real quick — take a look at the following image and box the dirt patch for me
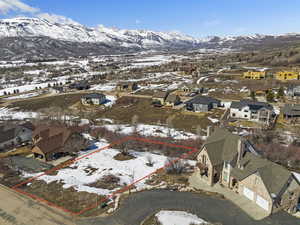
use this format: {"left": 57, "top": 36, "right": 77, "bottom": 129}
{"left": 113, "top": 152, "right": 136, "bottom": 161}
{"left": 88, "top": 174, "right": 121, "bottom": 190}
{"left": 21, "top": 180, "right": 106, "bottom": 214}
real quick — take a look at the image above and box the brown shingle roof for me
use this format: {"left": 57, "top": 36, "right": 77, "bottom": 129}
{"left": 33, "top": 126, "right": 73, "bottom": 154}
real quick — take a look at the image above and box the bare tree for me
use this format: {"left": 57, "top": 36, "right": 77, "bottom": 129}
{"left": 164, "top": 157, "right": 185, "bottom": 174}
{"left": 146, "top": 154, "right": 154, "bottom": 167}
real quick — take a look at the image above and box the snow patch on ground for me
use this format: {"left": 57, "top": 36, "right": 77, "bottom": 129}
{"left": 104, "top": 95, "right": 116, "bottom": 107}
{"left": 208, "top": 117, "right": 219, "bottom": 123}
{"left": 0, "top": 107, "right": 38, "bottom": 120}
{"left": 103, "top": 124, "right": 197, "bottom": 140}
{"left": 156, "top": 210, "right": 206, "bottom": 225}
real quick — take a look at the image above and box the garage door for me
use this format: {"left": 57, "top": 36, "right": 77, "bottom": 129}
{"left": 256, "top": 195, "right": 269, "bottom": 211}
{"left": 243, "top": 187, "right": 254, "bottom": 200}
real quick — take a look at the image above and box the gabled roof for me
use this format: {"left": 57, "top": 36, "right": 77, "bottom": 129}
{"left": 186, "top": 95, "right": 220, "bottom": 106}
{"left": 153, "top": 91, "right": 168, "bottom": 99}
{"left": 282, "top": 104, "right": 300, "bottom": 116}
{"left": 33, "top": 126, "right": 75, "bottom": 154}
{"left": 231, "top": 152, "right": 293, "bottom": 197}
{"left": 231, "top": 99, "right": 273, "bottom": 111}
{"left": 82, "top": 93, "right": 105, "bottom": 99}
{"left": 202, "top": 128, "right": 240, "bottom": 165}
{"left": 0, "top": 122, "right": 34, "bottom": 144}
{"left": 165, "top": 94, "right": 179, "bottom": 103}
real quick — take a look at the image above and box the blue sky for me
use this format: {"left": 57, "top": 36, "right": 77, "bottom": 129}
{"left": 1, "top": 0, "right": 300, "bottom": 37}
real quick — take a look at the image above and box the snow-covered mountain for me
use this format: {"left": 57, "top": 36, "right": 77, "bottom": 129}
{"left": 1, "top": 17, "right": 300, "bottom": 60}
{"left": 0, "top": 17, "right": 202, "bottom": 48}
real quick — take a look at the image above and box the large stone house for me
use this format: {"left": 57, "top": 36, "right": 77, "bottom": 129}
{"left": 185, "top": 95, "right": 221, "bottom": 112}
{"left": 0, "top": 122, "right": 34, "bottom": 150}
{"left": 165, "top": 94, "right": 181, "bottom": 107}
{"left": 195, "top": 128, "right": 300, "bottom": 215}
{"left": 31, "top": 125, "right": 88, "bottom": 162}
{"left": 81, "top": 93, "right": 106, "bottom": 106}
{"left": 152, "top": 91, "right": 169, "bottom": 106}
{"left": 230, "top": 100, "right": 275, "bottom": 124}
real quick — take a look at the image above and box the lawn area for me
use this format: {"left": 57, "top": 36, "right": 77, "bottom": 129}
{"left": 9, "top": 93, "right": 84, "bottom": 111}
{"left": 99, "top": 97, "right": 214, "bottom": 133}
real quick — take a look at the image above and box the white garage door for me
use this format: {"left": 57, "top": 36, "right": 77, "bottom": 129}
{"left": 243, "top": 187, "right": 254, "bottom": 200}
{"left": 256, "top": 195, "right": 269, "bottom": 211}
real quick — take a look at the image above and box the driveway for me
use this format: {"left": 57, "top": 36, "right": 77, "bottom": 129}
{"left": 77, "top": 190, "right": 300, "bottom": 225}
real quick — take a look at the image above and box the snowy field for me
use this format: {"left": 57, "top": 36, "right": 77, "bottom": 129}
{"left": 156, "top": 210, "right": 206, "bottom": 225}
{"left": 24, "top": 139, "right": 196, "bottom": 197}
{"left": 103, "top": 124, "right": 197, "bottom": 140}
{"left": 0, "top": 107, "right": 38, "bottom": 120}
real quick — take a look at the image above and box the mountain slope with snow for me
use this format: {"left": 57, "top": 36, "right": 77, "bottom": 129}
{"left": 1, "top": 17, "right": 300, "bottom": 60}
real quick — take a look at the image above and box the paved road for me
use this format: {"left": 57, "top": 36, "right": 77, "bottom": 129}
{"left": 77, "top": 190, "right": 300, "bottom": 225}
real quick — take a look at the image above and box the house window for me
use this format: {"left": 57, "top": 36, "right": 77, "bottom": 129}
{"left": 244, "top": 115, "right": 248, "bottom": 118}
{"left": 232, "top": 113, "right": 236, "bottom": 117}
{"left": 223, "top": 171, "right": 229, "bottom": 182}
{"left": 202, "top": 155, "right": 207, "bottom": 165}
{"left": 244, "top": 110, "right": 249, "bottom": 112}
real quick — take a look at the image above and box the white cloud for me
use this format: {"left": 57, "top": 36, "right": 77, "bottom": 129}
{"left": 135, "top": 19, "right": 141, "bottom": 25}
{"left": 37, "top": 13, "right": 80, "bottom": 25}
{"left": 203, "top": 19, "right": 221, "bottom": 27}
{"left": 0, "top": 0, "right": 39, "bottom": 14}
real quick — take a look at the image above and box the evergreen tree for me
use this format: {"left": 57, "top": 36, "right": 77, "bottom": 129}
{"left": 250, "top": 91, "right": 256, "bottom": 101}
{"left": 277, "top": 86, "right": 284, "bottom": 99}
{"left": 266, "top": 90, "right": 275, "bottom": 102}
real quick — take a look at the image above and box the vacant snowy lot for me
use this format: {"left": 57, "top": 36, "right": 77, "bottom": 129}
{"left": 24, "top": 139, "right": 195, "bottom": 198}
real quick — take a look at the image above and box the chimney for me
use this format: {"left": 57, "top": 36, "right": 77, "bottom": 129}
{"left": 207, "top": 126, "right": 213, "bottom": 137}
{"left": 237, "top": 138, "right": 244, "bottom": 169}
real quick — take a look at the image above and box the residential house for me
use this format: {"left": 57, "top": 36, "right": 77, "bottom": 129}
{"left": 152, "top": 91, "right": 169, "bottom": 106}
{"left": 276, "top": 71, "right": 299, "bottom": 81}
{"left": 81, "top": 93, "right": 106, "bottom": 106}
{"left": 230, "top": 100, "right": 275, "bottom": 123}
{"left": 282, "top": 104, "right": 300, "bottom": 122}
{"left": 116, "top": 82, "right": 139, "bottom": 92}
{"left": 31, "top": 125, "right": 88, "bottom": 162}
{"left": 49, "top": 86, "right": 66, "bottom": 94}
{"left": 0, "top": 122, "right": 34, "bottom": 150}
{"left": 195, "top": 128, "right": 300, "bottom": 215}
{"left": 185, "top": 95, "right": 221, "bottom": 112}
{"left": 243, "top": 71, "right": 266, "bottom": 80}
{"left": 69, "top": 81, "right": 90, "bottom": 90}
{"left": 165, "top": 94, "right": 181, "bottom": 107}
{"left": 287, "top": 85, "right": 300, "bottom": 97}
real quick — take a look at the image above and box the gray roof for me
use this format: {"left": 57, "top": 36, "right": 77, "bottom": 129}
{"left": 82, "top": 93, "right": 105, "bottom": 100}
{"left": 203, "top": 128, "right": 240, "bottom": 166}
{"left": 0, "top": 122, "right": 34, "bottom": 144}
{"left": 186, "top": 95, "right": 220, "bottom": 106}
{"left": 231, "top": 99, "right": 273, "bottom": 111}
{"left": 282, "top": 104, "right": 300, "bottom": 116}
{"left": 165, "top": 94, "right": 179, "bottom": 103}
{"left": 231, "top": 152, "right": 292, "bottom": 196}
{"left": 153, "top": 91, "right": 168, "bottom": 99}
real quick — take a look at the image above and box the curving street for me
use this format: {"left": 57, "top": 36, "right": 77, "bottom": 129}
{"left": 77, "top": 190, "right": 300, "bottom": 225}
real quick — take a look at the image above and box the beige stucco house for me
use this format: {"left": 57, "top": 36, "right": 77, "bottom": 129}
{"left": 195, "top": 128, "right": 300, "bottom": 215}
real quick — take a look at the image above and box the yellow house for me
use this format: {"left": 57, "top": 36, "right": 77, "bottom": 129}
{"left": 243, "top": 71, "right": 266, "bottom": 80}
{"left": 276, "top": 71, "right": 299, "bottom": 81}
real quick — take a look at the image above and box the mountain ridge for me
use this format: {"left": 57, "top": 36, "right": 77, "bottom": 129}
{"left": 1, "top": 17, "right": 300, "bottom": 60}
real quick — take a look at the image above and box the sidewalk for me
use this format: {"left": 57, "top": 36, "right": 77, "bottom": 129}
{"left": 189, "top": 172, "right": 270, "bottom": 220}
